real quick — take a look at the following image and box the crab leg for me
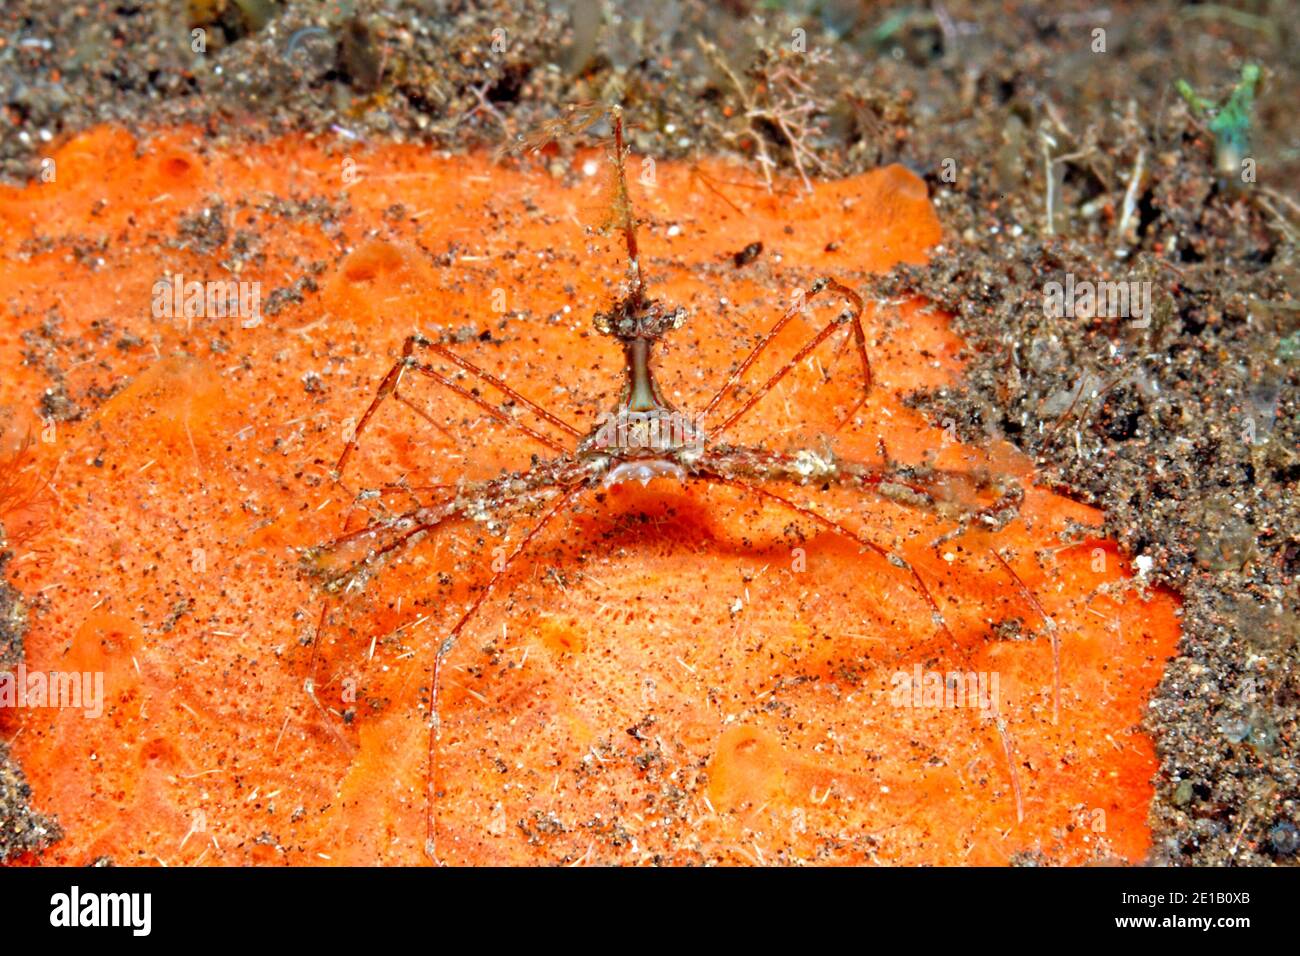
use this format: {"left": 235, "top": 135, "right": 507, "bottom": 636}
{"left": 702, "top": 278, "right": 868, "bottom": 437}
{"left": 424, "top": 480, "right": 590, "bottom": 862}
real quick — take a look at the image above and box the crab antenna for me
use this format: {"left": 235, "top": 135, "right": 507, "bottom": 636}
{"left": 609, "top": 107, "right": 645, "bottom": 304}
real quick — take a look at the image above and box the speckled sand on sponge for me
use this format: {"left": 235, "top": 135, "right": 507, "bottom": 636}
{"left": 0, "top": 128, "right": 1178, "bottom": 864}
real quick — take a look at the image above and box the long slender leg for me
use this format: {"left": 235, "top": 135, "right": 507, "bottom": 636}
{"left": 828, "top": 310, "right": 873, "bottom": 432}
{"left": 343, "top": 468, "right": 452, "bottom": 526}
{"left": 417, "top": 339, "right": 581, "bottom": 439}
{"left": 394, "top": 393, "right": 459, "bottom": 445}
{"left": 299, "top": 505, "right": 463, "bottom": 744}
{"left": 709, "top": 312, "right": 856, "bottom": 440}
{"left": 700, "top": 442, "right": 1026, "bottom": 809}
{"left": 322, "top": 510, "right": 459, "bottom": 592}
{"left": 698, "top": 473, "right": 1026, "bottom": 821}
{"left": 403, "top": 361, "right": 569, "bottom": 455}
{"left": 995, "top": 714, "right": 1025, "bottom": 825}
{"left": 369, "top": 481, "right": 453, "bottom": 514}
{"left": 425, "top": 482, "right": 589, "bottom": 863}
{"left": 989, "top": 549, "right": 1060, "bottom": 725}
{"left": 697, "top": 472, "right": 953, "bottom": 646}
{"left": 704, "top": 445, "right": 1007, "bottom": 535}
{"left": 689, "top": 162, "right": 746, "bottom": 214}
{"left": 334, "top": 334, "right": 576, "bottom": 480}
{"left": 303, "top": 599, "right": 350, "bottom": 747}
{"left": 1046, "top": 360, "right": 1137, "bottom": 438}
{"left": 701, "top": 278, "right": 868, "bottom": 438}
{"left": 304, "top": 463, "right": 584, "bottom": 773}
{"left": 313, "top": 504, "right": 441, "bottom": 555}
{"left": 705, "top": 445, "right": 942, "bottom": 502}
{"left": 310, "top": 458, "right": 586, "bottom": 583}
{"left": 706, "top": 445, "right": 1025, "bottom": 536}
{"left": 334, "top": 355, "right": 406, "bottom": 480}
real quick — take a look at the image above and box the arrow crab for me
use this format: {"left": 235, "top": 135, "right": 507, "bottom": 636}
{"left": 303, "top": 106, "right": 1023, "bottom": 861}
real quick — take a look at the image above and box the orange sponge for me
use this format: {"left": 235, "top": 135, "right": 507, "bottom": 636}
{"left": 0, "top": 127, "right": 1178, "bottom": 865}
